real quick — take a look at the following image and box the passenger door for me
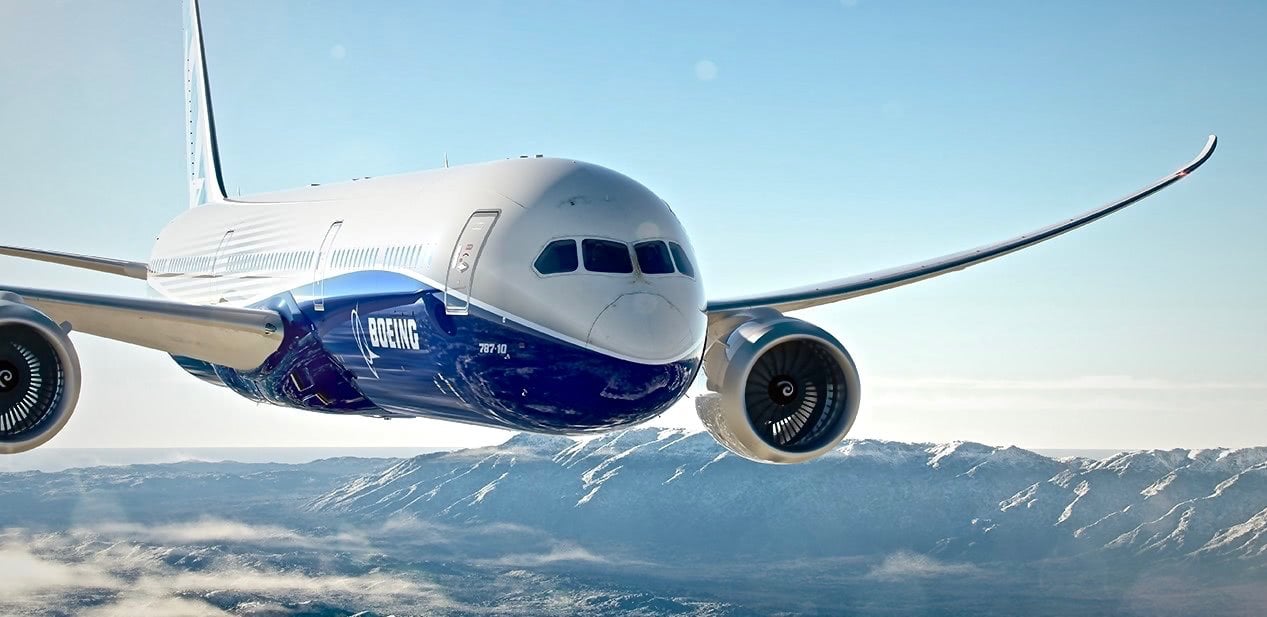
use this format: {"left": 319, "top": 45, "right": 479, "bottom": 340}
{"left": 312, "top": 221, "right": 343, "bottom": 312}
{"left": 212, "top": 229, "right": 234, "bottom": 275}
{"left": 444, "top": 211, "right": 499, "bottom": 315}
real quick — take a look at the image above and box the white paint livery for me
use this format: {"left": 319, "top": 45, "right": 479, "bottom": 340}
{"left": 148, "top": 157, "right": 707, "bottom": 366}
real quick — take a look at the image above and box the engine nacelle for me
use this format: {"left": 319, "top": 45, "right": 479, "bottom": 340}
{"left": 697, "top": 309, "right": 860, "bottom": 464}
{"left": 0, "top": 293, "right": 82, "bottom": 454}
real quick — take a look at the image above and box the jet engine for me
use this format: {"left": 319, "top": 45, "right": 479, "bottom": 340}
{"left": 0, "top": 293, "right": 81, "bottom": 454}
{"left": 697, "top": 309, "right": 860, "bottom": 464}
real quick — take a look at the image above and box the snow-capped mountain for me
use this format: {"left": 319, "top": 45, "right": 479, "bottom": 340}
{"left": 5, "top": 435, "right": 1265, "bottom": 616}
{"left": 310, "top": 429, "right": 1267, "bottom": 565}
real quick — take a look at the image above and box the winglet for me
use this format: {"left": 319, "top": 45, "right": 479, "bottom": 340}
{"left": 1177, "top": 134, "right": 1217, "bottom": 177}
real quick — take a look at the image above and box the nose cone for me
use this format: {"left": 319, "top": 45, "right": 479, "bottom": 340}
{"left": 587, "top": 293, "right": 697, "bottom": 363}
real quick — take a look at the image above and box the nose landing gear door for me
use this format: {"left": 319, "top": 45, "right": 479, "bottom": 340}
{"left": 444, "top": 211, "right": 499, "bottom": 316}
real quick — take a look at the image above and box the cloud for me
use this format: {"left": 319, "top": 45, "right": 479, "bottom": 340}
{"left": 70, "top": 519, "right": 373, "bottom": 552}
{"left": 865, "top": 552, "right": 981, "bottom": 581}
{"left": 0, "top": 544, "right": 120, "bottom": 595}
{"left": 149, "top": 569, "right": 430, "bottom": 598}
{"left": 0, "top": 530, "right": 456, "bottom": 616}
{"left": 87, "top": 519, "right": 306, "bottom": 544}
{"left": 866, "top": 374, "right": 1267, "bottom": 417}
{"left": 78, "top": 596, "right": 233, "bottom": 617}
{"left": 872, "top": 375, "right": 1267, "bottom": 392}
{"left": 478, "top": 542, "right": 611, "bottom": 567}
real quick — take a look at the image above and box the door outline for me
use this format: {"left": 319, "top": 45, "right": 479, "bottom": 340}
{"left": 444, "top": 210, "right": 500, "bottom": 315}
{"left": 313, "top": 221, "right": 343, "bottom": 312}
{"left": 212, "top": 230, "right": 234, "bottom": 274}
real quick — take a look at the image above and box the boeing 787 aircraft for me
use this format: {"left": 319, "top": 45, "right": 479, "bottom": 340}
{"left": 0, "top": 1, "right": 1216, "bottom": 462}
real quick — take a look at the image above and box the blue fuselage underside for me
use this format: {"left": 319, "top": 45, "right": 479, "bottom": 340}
{"left": 173, "top": 272, "right": 700, "bottom": 433}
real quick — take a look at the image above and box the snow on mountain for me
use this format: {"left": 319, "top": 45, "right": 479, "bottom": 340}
{"left": 1103, "top": 461, "right": 1267, "bottom": 559}
{"left": 1196, "top": 506, "right": 1267, "bottom": 559}
{"left": 307, "top": 431, "right": 1267, "bottom": 565}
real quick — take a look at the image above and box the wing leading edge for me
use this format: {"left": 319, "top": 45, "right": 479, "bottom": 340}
{"left": 0, "top": 286, "right": 283, "bottom": 370}
{"left": 707, "top": 135, "right": 1217, "bottom": 314}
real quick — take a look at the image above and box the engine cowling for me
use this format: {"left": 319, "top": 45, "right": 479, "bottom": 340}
{"left": 0, "top": 293, "right": 82, "bottom": 454}
{"left": 696, "top": 309, "right": 860, "bottom": 464}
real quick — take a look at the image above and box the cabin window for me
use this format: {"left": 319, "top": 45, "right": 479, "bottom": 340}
{"left": 582, "top": 239, "right": 634, "bottom": 274}
{"left": 534, "top": 239, "right": 578, "bottom": 275}
{"left": 634, "top": 241, "right": 674, "bottom": 275}
{"left": 668, "top": 242, "right": 695, "bottom": 278}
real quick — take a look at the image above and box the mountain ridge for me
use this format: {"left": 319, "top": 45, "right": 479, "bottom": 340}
{"left": 309, "top": 429, "right": 1267, "bottom": 566}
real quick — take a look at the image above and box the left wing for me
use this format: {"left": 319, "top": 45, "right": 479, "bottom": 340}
{"left": 0, "top": 245, "right": 149, "bottom": 280}
{"left": 1, "top": 286, "right": 283, "bottom": 370}
{"left": 707, "top": 135, "right": 1217, "bottom": 314}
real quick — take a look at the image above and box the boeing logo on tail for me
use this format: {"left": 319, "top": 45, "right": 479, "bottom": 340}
{"left": 0, "top": 0, "right": 1218, "bottom": 463}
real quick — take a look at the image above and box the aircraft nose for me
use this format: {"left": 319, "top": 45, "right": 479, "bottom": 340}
{"left": 587, "top": 293, "right": 693, "bottom": 363}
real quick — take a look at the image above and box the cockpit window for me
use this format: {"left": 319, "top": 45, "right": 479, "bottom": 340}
{"left": 634, "top": 241, "right": 674, "bottom": 275}
{"left": 582, "top": 239, "right": 634, "bottom": 274}
{"left": 668, "top": 242, "right": 695, "bottom": 278}
{"left": 534, "top": 239, "right": 578, "bottom": 274}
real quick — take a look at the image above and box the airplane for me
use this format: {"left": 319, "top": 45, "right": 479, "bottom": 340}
{"left": 0, "top": 0, "right": 1216, "bottom": 463}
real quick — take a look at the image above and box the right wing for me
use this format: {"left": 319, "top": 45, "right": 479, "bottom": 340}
{"left": 707, "top": 135, "right": 1217, "bottom": 314}
{"left": 0, "top": 286, "right": 283, "bottom": 370}
{"left": 0, "top": 245, "right": 149, "bottom": 280}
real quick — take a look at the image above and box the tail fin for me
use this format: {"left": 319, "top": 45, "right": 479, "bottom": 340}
{"left": 185, "top": 0, "right": 226, "bottom": 207}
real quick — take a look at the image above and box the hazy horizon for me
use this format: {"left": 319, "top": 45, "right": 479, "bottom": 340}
{"left": 4, "top": 434, "right": 1252, "bottom": 473}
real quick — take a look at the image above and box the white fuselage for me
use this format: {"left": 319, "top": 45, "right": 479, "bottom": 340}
{"left": 149, "top": 157, "right": 706, "bottom": 367}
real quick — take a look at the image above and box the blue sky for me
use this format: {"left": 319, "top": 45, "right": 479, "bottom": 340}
{"left": 1, "top": 0, "right": 1264, "bottom": 450}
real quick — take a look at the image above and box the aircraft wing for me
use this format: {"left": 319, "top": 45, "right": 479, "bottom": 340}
{"left": 0, "top": 286, "right": 284, "bottom": 370}
{"left": 0, "top": 245, "right": 149, "bottom": 280}
{"left": 706, "top": 135, "right": 1217, "bottom": 314}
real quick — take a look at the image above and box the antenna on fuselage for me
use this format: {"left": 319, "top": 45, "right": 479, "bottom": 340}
{"left": 444, "top": 153, "right": 449, "bottom": 169}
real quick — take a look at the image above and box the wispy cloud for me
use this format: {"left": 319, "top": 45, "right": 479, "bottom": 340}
{"left": 1, "top": 518, "right": 651, "bottom": 616}
{"left": 866, "top": 374, "right": 1267, "bottom": 416}
{"left": 477, "top": 542, "right": 613, "bottom": 567}
{"left": 72, "top": 518, "right": 372, "bottom": 551}
{"left": 78, "top": 595, "right": 233, "bottom": 617}
{"left": 87, "top": 520, "right": 307, "bottom": 544}
{"left": 0, "top": 544, "right": 121, "bottom": 595}
{"left": 0, "top": 530, "right": 455, "bottom": 616}
{"left": 872, "top": 376, "right": 1267, "bottom": 392}
{"left": 865, "top": 551, "right": 982, "bottom": 581}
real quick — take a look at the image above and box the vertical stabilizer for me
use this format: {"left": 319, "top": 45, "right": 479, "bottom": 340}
{"left": 185, "top": 0, "right": 226, "bottom": 207}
